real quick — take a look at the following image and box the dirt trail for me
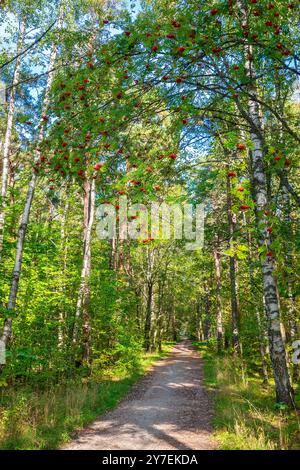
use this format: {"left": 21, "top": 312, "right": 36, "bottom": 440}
{"left": 64, "top": 341, "right": 217, "bottom": 450}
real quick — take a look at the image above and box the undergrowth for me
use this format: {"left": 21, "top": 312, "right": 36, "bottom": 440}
{"left": 0, "top": 342, "right": 174, "bottom": 450}
{"left": 194, "top": 341, "right": 300, "bottom": 450}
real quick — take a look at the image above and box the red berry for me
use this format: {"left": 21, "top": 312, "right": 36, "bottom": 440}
{"left": 176, "top": 46, "right": 186, "bottom": 54}
{"left": 171, "top": 20, "right": 181, "bottom": 28}
{"left": 236, "top": 143, "right": 246, "bottom": 150}
{"left": 282, "top": 49, "right": 291, "bottom": 56}
{"left": 94, "top": 163, "right": 103, "bottom": 171}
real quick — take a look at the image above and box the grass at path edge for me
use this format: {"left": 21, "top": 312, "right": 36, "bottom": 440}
{"left": 0, "top": 342, "right": 175, "bottom": 450}
{"left": 194, "top": 341, "right": 300, "bottom": 450}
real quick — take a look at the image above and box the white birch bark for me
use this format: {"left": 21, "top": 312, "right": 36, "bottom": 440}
{"left": 226, "top": 174, "right": 240, "bottom": 355}
{"left": 247, "top": 59, "right": 294, "bottom": 407}
{"left": 0, "top": 17, "right": 26, "bottom": 254}
{"left": 237, "top": 0, "right": 294, "bottom": 405}
{"left": 0, "top": 2, "right": 65, "bottom": 349}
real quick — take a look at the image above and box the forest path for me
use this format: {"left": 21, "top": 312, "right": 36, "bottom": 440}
{"left": 64, "top": 341, "right": 217, "bottom": 450}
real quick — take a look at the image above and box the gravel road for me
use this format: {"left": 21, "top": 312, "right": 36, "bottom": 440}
{"left": 64, "top": 341, "right": 216, "bottom": 450}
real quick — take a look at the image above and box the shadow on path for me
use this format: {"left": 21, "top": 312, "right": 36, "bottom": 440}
{"left": 64, "top": 341, "right": 216, "bottom": 450}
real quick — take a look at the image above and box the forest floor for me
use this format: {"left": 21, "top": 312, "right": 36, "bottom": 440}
{"left": 0, "top": 345, "right": 174, "bottom": 449}
{"left": 196, "top": 342, "right": 300, "bottom": 450}
{"left": 64, "top": 341, "right": 217, "bottom": 450}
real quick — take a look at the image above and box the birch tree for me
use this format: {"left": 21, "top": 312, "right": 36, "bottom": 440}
{"left": 0, "top": 15, "right": 26, "bottom": 254}
{"left": 0, "top": 0, "right": 65, "bottom": 350}
{"left": 236, "top": 0, "right": 294, "bottom": 407}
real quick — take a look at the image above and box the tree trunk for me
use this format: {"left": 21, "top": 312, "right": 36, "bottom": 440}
{"left": 156, "top": 279, "right": 165, "bottom": 352}
{"left": 281, "top": 183, "right": 299, "bottom": 381}
{"left": 172, "top": 308, "right": 177, "bottom": 342}
{"left": 73, "top": 178, "right": 96, "bottom": 364}
{"left": 213, "top": 247, "right": 223, "bottom": 353}
{"left": 109, "top": 237, "right": 117, "bottom": 269}
{"left": 203, "top": 288, "right": 211, "bottom": 341}
{"left": 58, "top": 198, "right": 69, "bottom": 350}
{"left": 245, "top": 226, "right": 269, "bottom": 385}
{"left": 0, "top": 2, "right": 65, "bottom": 350}
{"left": 196, "top": 300, "right": 204, "bottom": 342}
{"left": 249, "top": 102, "right": 293, "bottom": 405}
{"left": 226, "top": 174, "right": 241, "bottom": 355}
{"left": 237, "top": 5, "right": 294, "bottom": 404}
{"left": 0, "top": 17, "right": 26, "bottom": 255}
{"left": 144, "top": 281, "right": 153, "bottom": 352}
{"left": 243, "top": 194, "right": 270, "bottom": 383}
